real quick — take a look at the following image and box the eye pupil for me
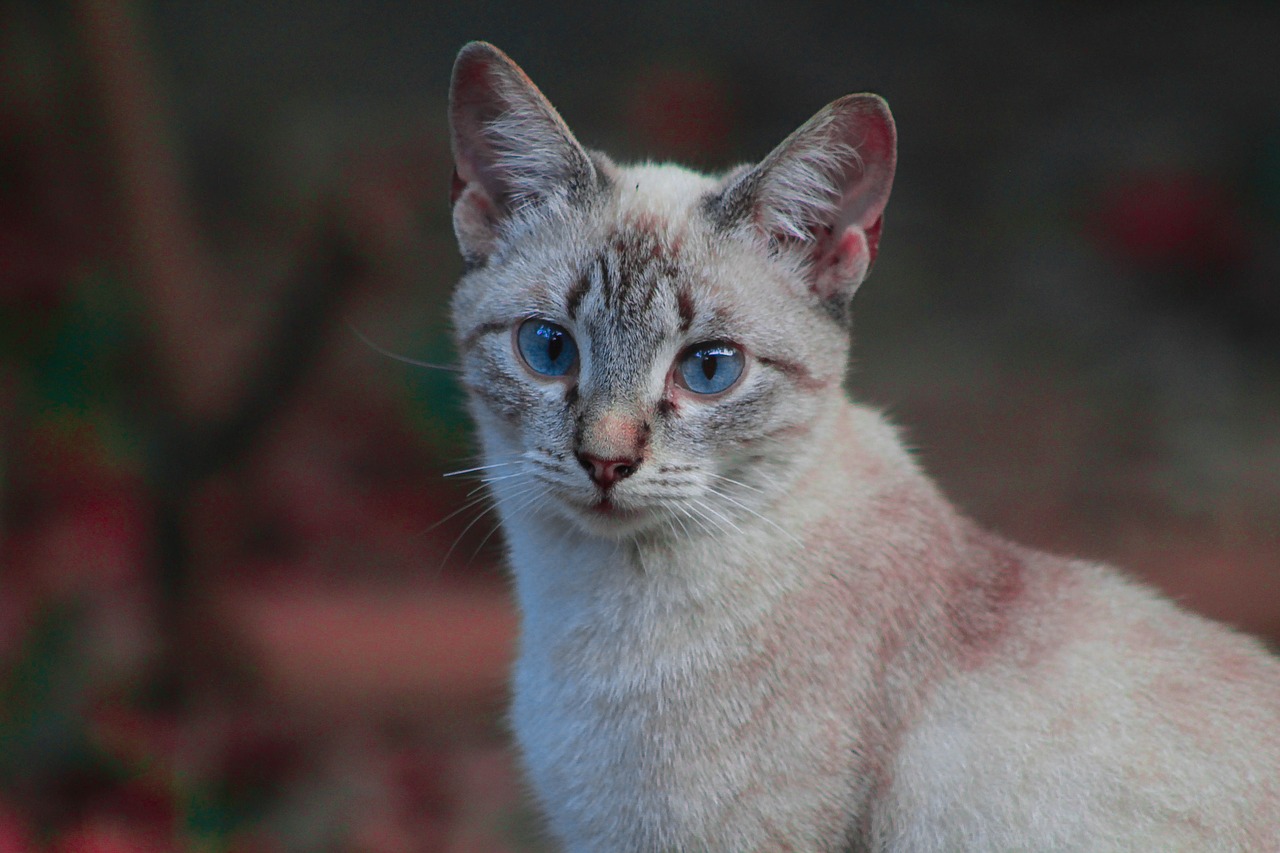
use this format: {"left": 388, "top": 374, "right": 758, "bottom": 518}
{"left": 702, "top": 355, "right": 717, "bottom": 381}
{"left": 547, "top": 335, "right": 562, "bottom": 362}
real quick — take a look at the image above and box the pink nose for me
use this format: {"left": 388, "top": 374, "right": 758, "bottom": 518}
{"left": 577, "top": 453, "right": 640, "bottom": 488}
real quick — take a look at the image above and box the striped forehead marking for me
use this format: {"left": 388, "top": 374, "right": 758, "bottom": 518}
{"left": 567, "top": 224, "right": 689, "bottom": 323}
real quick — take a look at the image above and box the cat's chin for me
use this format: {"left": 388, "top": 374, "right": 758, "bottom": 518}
{"left": 555, "top": 496, "right": 660, "bottom": 540}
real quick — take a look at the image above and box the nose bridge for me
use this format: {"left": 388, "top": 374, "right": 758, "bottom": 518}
{"left": 575, "top": 312, "right": 660, "bottom": 459}
{"left": 586, "top": 408, "right": 643, "bottom": 453}
{"left": 576, "top": 394, "right": 648, "bottom": 461}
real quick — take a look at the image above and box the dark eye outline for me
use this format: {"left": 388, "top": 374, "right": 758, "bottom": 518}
{"left": 674, "top": 341, "right": 746, "bottom": 396}
{"left": 515, "top": 318, "right": 579, "bottom": 378}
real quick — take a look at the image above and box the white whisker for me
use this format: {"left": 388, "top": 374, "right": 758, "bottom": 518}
{"left": 347, "top": 322, "right": 460, "bottom": 372}
{"left": 706, "top": 484, "right": 803, "bottom": 546}
{"left": 685, "top": 500, "right": 724, "bottom": 539}
{"left": 420, "top": 490, "right": 497, "bottom": 535}
{"left": 444, "top": 460, "right": 523, "bottom": 478}
{"left": 479, "top": 470, "right": 534, "bottom": 486}
{"left": 463, "top": 466, "right": 535, "bottom": 498}
{"left": 693, "top": 498, "right": 745, "bottom": 536}
{"left": 667, "top": 505, "right": 694, "bottom": 540}
{"left": 439, "top": 481, "right": 541, "bottom": 570}
{"left": 468, "top": 483, "right": 545, "bottom": 564}
{"left": 710, "top": 472, "right": 767, "bottom": 495}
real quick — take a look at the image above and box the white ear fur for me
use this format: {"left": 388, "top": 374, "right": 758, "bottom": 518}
{"left": 719, "top": 95, "right": 896, "bottom": 308}
{"left": 448, "top": 42, "right": 598, "bottom": 262}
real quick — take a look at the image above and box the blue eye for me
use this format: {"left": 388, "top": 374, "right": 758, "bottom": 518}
{"left": 677, "top": 342, "right": 745, "bottom": 395}
{"left": 517, "top": 319, "right": 578, "bottom": 376}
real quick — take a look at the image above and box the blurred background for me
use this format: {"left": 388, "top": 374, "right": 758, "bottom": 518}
{"left": 1, "top": 1, "right": 1278, "bottom": 849}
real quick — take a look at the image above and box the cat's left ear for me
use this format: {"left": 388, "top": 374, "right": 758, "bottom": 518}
{"left": 710, "top": 95, "right": 896, "bottom": 313}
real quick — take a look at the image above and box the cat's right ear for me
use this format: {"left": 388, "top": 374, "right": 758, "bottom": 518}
{"left": 449, "top": 42, "right": 599, "bottom": 264}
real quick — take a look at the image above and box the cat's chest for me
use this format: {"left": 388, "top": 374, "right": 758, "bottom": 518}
{"left": 508, "top": 556, "right": 873, "bottom": 851}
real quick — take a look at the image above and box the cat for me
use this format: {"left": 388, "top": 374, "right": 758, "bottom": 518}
{"left": 445, "top": 41, "right": 1280, "bottom": 852}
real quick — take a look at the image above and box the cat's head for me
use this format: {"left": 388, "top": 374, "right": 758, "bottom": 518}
{"left": 447, "top": 42, "right": 895, "bottom": 540}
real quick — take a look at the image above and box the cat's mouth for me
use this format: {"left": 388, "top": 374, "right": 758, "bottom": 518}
{"left": 559, "top": 493, "right": 648, "bottom": 534}
{"left": 589, "top": 496, "right": 632, "bottom": 518}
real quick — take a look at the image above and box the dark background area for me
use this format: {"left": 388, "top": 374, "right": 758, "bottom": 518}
{"left": 2, "top": 2, "right": 1278, "bottom": 849}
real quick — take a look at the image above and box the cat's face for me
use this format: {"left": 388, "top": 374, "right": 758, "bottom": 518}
{"left": 453, "top": 166, "right": 849, "bottom": 538}
{"left": 447, "top": 43, "right": 895, "bottom": 540}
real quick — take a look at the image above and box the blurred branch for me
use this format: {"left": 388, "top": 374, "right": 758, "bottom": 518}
{"left": 72, "top": 0, "right": 226, "bottom": 418}
{"left": 0, "top": 369, "right": 12, "bottom": 567}
{"left": 152, "top": 219, "right": 367, "bottom": 609}
{"left": 171, "top": 222, "right": 367, "bottom": 488}
{"left": 70, "top": 0, "right": 376, "bottom": 699}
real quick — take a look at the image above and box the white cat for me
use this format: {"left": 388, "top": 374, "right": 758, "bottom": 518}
{"left": 446, "top": 41, "right": 1280, "bottom": 851}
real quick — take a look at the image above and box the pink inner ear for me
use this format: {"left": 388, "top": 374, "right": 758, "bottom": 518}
{"left": 811, "top": 226, "right": 871, "bottom": 300}
{"left": 863, "top": 215, "right": 884, "bottom": 264}
{"left": 454, "top": 51, "right": 495, "bottom": 93}
{"left": 452, "top": 183, "right": 501, "bottom": 259}
{"left": 857, "top": 121, "right": 894, "bottom": 168}
{"left": 450, "top": 48, "right": 514, "bottom": 198}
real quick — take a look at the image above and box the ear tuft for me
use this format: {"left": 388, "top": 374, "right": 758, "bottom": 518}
{"left": 712, "top": 94, "right": 896, "bottom": 311}
{"left": 448, "top": 42, "right": 599, "bottom": 263}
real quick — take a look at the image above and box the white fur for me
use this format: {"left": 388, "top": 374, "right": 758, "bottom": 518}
{"left": 484, "top": 390, "right": 1280, "bottom": 851}
{"left": 447, "top": 44, "right": 1280, "bottom": 851}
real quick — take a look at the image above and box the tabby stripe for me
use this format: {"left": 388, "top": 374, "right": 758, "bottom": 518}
{"left": 600, "top": 252, "right": 619, "bottom": 310}
{"left": 611, "top": 254, "right": 640, "bottom": 313}
{"left": 756, "top": 355, "right": 829, "bottom": 391}
{"left": 565, "top": 270, "right": 591, "bottom": 319}
{"left": 460, "top": 321, "right": 510, "bottom": 351}
{"left": 741, "top": 419, "right": 815, "bottom": 444}
{"left": 632, "top": 274, "right": 659, "bottom": 318}
{"left": 676, "top": 288, "right": 696, "bottom": 332}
